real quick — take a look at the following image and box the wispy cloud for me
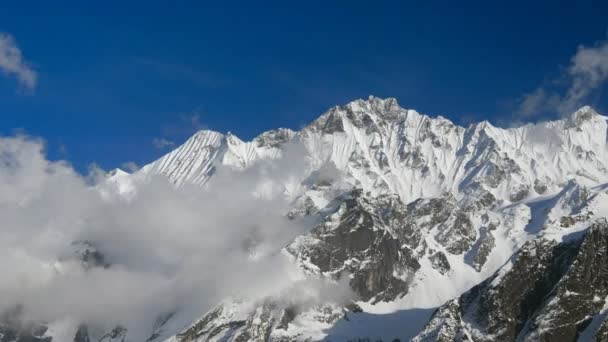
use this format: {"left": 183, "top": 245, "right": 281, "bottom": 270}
{"left": 0, "top": 33, "right": 37, "bottom": 90}
{"left": 152, "top": 138, "right": 175, "bottom": 149}
{"left": 517, "top": 38, "right": 608, "bottom": 116}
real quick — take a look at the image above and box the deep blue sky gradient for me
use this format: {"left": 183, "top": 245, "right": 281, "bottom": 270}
{"left": 0, "top": 1, "right": 607, "bottom": 172}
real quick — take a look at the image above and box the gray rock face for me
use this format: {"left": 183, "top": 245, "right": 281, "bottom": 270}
{"left": 509, "top": 185, "right": 529, "bottom": 202}
{"left": 559, "top": 211, "right": 593, "bottom": 228}
{"left": 97, "top": 326, "right": 127, "bottom": 342}
{"left": 288, "top": 189, "right": 422, "bottom": 303}
{"left": 429, "top": 252, "right": 451, "bottom": 275}
{"left": 438, "top": 212, "right": 476, "bottom": 255}
{"left": 534, "top": 179, "right": 548, "bottom": 194}
{"left": 521, "top": 224, "right": 608, "bottom": 341}
{"left": 411, "top": 300, "right": 470, "bottom": 342}
{"left": 73, "top": 325, "right": 91, "bottom": 342}
{"left": 413, "top": 222, "right": 608, "bottom": 342}
{"left": 406, "top": 193, "right": 489, "bottom": 258}
{"left": 254, "top": 128, "right": 295, "bottom": 148}
{"left": 173, "top": 300, "right": 347, "bottom": 342}
{"left": 306, "top": 107, "right": 346, "bottom": 134}
{"left": 469, "top": 223, "right": 496, "bottom": 272}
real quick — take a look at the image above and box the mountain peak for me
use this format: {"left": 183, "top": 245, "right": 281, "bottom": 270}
{"left": 366, "top": 95, "right": 401, "bottom": 112}
{"left": 191, "top": 129, "right": 224, "bottom": 141}
{"left": 253, "top": 128, "right": 295, "bottom": 148}
{"left": 565, "top": 105, "right": 602, "bottom": 128}
{"left": 344, "top": 95, "right": 403, "bottom": 117}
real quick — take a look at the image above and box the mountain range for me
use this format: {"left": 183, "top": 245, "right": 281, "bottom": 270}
{"left": 5, "top": 96, "right": 608, "bottom": 341}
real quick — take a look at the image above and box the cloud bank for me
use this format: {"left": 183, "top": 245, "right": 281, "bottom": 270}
{"left": 0, "top": 135, "right": 345, "bottom": 340}
{"left": 0, "top": 33, "right": 37, "bottom": 90}
{"left": 517, "top": 38, "right": 608, "bottom": 117}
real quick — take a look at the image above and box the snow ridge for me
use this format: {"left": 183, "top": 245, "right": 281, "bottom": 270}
{"left": 129, "top": 96, "right": 608, "bottom": 206}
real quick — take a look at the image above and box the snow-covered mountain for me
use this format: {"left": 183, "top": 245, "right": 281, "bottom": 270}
{"left": 136, "top": 96, "right": 608, "bottom": 200}
{"left": 6, "top": 96, "right": 608, "bottom": 341}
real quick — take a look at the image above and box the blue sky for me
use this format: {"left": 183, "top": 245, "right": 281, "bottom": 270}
{"left": 0, "top": 1, "right": 607, "bottom": 172}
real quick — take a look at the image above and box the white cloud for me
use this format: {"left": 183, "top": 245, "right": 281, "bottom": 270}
{"left": 517, "top": 88, "right": 561, "bottom": 117}
{"left": 517, "top": 39, "right": 608, "bottom": 116}
{"left": 152, "top": 137, "right": 175, "bottom": 149}
{"left": 120, "top": 161, "right": 139, "bottom": 172}
{"left": 563, "top": 40, "right": 608, "bottom": 112}
{"left": 0, "top": 134, "right": 347, "bottom": 340}
{"left": 0, "top": 33, "right": 37, "bottom": 90}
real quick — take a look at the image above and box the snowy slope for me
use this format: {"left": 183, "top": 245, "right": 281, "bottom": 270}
{"left": 136, "top": 129, "right": 294, "bottom": 186}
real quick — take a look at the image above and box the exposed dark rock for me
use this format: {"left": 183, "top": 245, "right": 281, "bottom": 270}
{"left": 520, "top": 223, "right": 608, "bottom": 340}
{"left": 73, "top": 325, "right": 90, "bottom": 342}
{"left": 596, "top": 318, "right": 608, "bottom": 341}
{"left": 429, "top": 252, "right": 451, "bottom": 275}
{"left": 412, "top": 300, "right": 470, "bottom": 342}
{"left": 98, "top": 326, "right": 127, "bottom": 342}
{"left": 175, "top": 300, "right": 344, "bottom": 342}
{"left": 534, "top": 179, "right": 548, "bottom": 194}
{"left": 309, "top": 109, "right": 345, "bottom": 133}
{"left": 435, "top": 212, "right": 476, "bottom": 255}
{"left": 275, "top": 306, "right": 296, "bottom": 331}
{"left": 414, "top": 221, "right": 608, "bottom": 341}
{"left": 476, "top": 191, "right": 496, "bottom": 209}
{"left": 254, "top": 128, "right": 294, "bottom": 148}
{"left": 399, "top": 147, "right": 426, "bottom": 169}
{"left": 287, "top": 190, "right": 422, "bottom": 302}
{"left": 509, "top": 185, "right": 529, "bottom": 202}
{"left": 406, "top": 194, "right": 455, "bottom": 230}
{"left": 471, "top": 223, "right": 497, "bottom": 272}
{"left": 559, "top": 211, "right": 593, "bottom": 228}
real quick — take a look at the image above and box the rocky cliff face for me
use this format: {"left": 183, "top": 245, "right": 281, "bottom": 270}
{"left": 287, "top": 189, "right": 423, "bottom": 303}
{"left": 413, "top": 221, "right": 608, "bottom": 342}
